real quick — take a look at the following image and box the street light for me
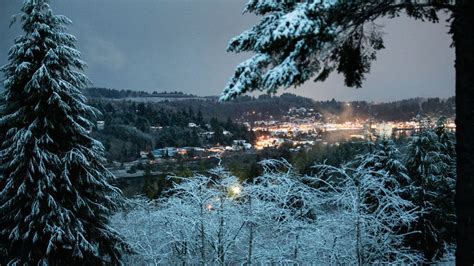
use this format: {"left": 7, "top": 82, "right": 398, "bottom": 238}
{"left": 229, "top": 184, "right": 242, "bottom": 197}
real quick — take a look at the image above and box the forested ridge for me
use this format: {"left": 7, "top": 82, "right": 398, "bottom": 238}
{"left": 86, "top": 88, "right": 455, "bottom": 122}
{"left": 89, "top": 99, "right": 254, "bottom": 162}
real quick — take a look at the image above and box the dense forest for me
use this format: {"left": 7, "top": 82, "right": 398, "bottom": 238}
{"left": 83, "top": 87, "right": 198, "bottom": 99}
{"left": 89, "top": 99, "right": 254, "bottom": 162}
{"left": 85, "top": 88, "right": 455, "bottom": 122}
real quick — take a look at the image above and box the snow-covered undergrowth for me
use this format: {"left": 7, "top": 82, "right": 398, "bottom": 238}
{"left": 111, "top": 159, "right": 426, "bottom": 265}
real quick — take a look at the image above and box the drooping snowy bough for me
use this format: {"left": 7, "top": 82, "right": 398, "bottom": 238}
{"left": 220, "top": 0, "right": 454, "bottom": 101}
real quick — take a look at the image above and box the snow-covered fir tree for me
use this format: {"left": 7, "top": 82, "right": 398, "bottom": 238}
{"left": 404, "top": 117, "right": 456, "bottom": 262}
{"left": 356, "top": 138, "right": 412, "bottom": 192}
{"left": 0, "top": 0, "right": 126, "bottom": 264}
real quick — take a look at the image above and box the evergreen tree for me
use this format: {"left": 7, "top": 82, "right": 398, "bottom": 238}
{"left": 142, "top": 162, "right": 156, "bottom": 199}
{"left": 196, "top": 109, "right": 204, "bottom": 125}
{"left": 404, "top": 118, "right": 456, "bottom": 262}
{"left": 355, "top": 138, "right": 411, "bottom": 190}
{"left": 0, "top": 1, "right": 126, "bottom": 264}
{"left": 210, "top": 118, "right": 224, "bottom": 144}
{"left": 220, "top": 1, "right": 472, "bottom": 263}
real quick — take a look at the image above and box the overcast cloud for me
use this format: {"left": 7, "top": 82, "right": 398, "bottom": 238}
{"left": 0, "top": 0, "right": 455, "bottom": 102}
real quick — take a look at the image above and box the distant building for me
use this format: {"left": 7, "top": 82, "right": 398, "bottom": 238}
{"left": 150, "top": 126, "right": 163, "bottom": 132}
{"left": 208, "top": 146, "right": 225, "bottom": 155}
{"left": 200, "top": 131, "right": 215, "bottom": 140}
{"left": 188, "top": 123, "right": 198, "bottom": 128}
{"left": 140, "top": 151, "right": 150, "bottom": 159}
{"left": 232, "top": 140, "right": 252, "bottom": 150}
{"left": 232, "top": 140, "right": 247, "bottom": 146}
{"left": 153, "top": 147, "right": 177, "bottom": 158}
{"left": 176, "top": 148, "right": 187, "bottom": 155}
{"left": 288, "top": 107, "right": 307, "bottom": 115}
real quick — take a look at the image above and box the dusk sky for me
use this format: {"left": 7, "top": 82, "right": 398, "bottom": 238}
{"left": 0, "top": 0, "right": 455, "bottom": 102}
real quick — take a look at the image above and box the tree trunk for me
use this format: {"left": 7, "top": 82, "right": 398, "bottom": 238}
{"left": 218, "top": 197, "right": 225, "bottom": 266}
{"left": 293, "top": 233, "right": 299, "bottom": 263}
{"left": 454, "top": 1, "right": 474, "bottom": 265}
{"left": 200, "top": 199, "right": 206, "bottom": 264}
{"left": 247, "top": 197, "right": 253, "bottom": 266}
{"left": 356, "top": 205, "right": 362, "bottom": 266}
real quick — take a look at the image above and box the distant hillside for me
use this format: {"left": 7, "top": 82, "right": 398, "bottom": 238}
{"left": 83, "top": 87, "right": 201, "bottom": 99}
{"left": 85, "top": 88, "right": 455, "bottom": 122}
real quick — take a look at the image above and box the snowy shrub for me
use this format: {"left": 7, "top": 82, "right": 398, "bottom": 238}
{"left": 112, "top": 155, "right": 424, "bottom": 264}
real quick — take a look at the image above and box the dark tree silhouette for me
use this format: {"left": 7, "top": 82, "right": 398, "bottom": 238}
{"left": 221, "top": 1, "right": 472, "bottom": 264}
